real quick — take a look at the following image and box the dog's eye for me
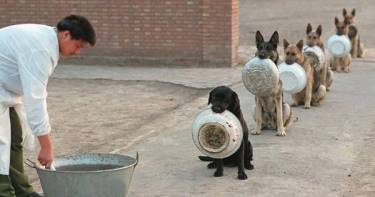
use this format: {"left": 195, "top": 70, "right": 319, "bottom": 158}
{"left": 291, "top": 52, "right": 296, "bottom": 56}
{"left": 286, "top": 52, "right": 290, "bottom": 56}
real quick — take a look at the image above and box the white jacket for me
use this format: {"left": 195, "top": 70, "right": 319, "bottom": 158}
{"left": 0, "top": 24, "right": 59, "bottom": 175}
{"left": 0, "top": 24, "right": 59, "bottom": 136}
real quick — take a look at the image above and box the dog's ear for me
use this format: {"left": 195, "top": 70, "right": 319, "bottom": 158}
{"left": 316, "top": 25, "right": 322, "bottom": 37}
{"left": 283, "top": 39, "right": 290, "bottom": 50}
{"left": 296, "top": 40, "right": 304, "bottom": 51}
{"left": 351, "top": 8, "right": 356, "bottom": 16}
{"left": 255, "top": 31, "right": 264, "bottom": 48}
{"left": 335, "top": 17, "right": 339, "bottom": 25}
{"left": 232, "top": 91, "right": 240, "bottom": 112}
{"left": 306, "top": 23, "right": 312, "bottom": 34}
{"left": 208, "top": 90, "right": 213, "bottom": 105}
{"left": 343, "top": 8, "right": 347, "bottom": 17}
{"left": 270, "top": 31, "right": 279, "bottom": 47}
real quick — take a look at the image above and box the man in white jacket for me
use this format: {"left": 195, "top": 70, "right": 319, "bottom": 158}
{"left": 0, "top": 15, "right": 95, "bottom": 197}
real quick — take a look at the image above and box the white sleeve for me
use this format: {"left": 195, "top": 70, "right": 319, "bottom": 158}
{"left": 18, "top": 50, "right": 53, "bottom": 136}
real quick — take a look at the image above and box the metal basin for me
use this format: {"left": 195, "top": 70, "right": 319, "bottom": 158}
{"left": 26, "top": 153, "right": 138, "bottom": 197}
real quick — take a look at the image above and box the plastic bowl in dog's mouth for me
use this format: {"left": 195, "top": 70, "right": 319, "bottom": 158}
{"left": 279, "top": 62, "right": 307, "bottom": 94}
{"left": 303, "top": 45, "right": 325, "bottom": 70}
{"left": 327, "top": 35, "right": 351, "bottom": 57}
{"left": 242, "top": 57, "right": 279, "bottom": 97}
{"left": 198, "top": 123, "right": 229, "bottom": 153}
{"left": 192, "top": 107, "right": 243, "bottom": 159}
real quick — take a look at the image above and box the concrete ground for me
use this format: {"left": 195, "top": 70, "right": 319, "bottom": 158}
{"left": 239, "top": 0, "right": 374, "bottom": 47}
{"left": 23, "top": 0, "right": 375, "bottom": 196}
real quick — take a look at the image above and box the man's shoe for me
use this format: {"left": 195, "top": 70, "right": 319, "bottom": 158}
{"left": 26, "top": 192, "right": 43, "bottom": 197}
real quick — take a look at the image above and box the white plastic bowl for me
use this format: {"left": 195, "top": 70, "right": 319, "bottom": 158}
{"left": 327, "top": 35, "right": 351, "bottom": 57}
{"left": 278, "top": 62, "right": 307, "bottom": 94}
{"left": 192, "top": 107, "right": 243, "bottom": 159}
{"left": 303, "top": 45, "right": 325, "bottom": 70}
{"left": 242, "top": 57, "right": 279, "bottom": 96}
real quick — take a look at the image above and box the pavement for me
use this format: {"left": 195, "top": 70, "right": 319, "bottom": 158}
{"left": 53, "top": 64, "right": 243, "bottom": 89}
{"left": 42, "top": 57, "right": 375, "bottom": 197}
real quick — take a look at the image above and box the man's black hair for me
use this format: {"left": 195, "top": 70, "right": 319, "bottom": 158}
{"left": 57, "top": 15, "right": 96, "bottom": 46}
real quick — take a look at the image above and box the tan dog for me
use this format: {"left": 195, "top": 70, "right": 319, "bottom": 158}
{"left": 343, "top": 8, "right": 365, "bottom": 58}
{"left": 329, "top": 17, "right": 352, "bottom": 73}
{"left": 306, "top": 23, "right": 334, "bottom": 91}
{"left": 252, "top": 31, "right": 292, "bottom": 136}
{"left": 283, "top": 39, "right": 326, "bottom": 108}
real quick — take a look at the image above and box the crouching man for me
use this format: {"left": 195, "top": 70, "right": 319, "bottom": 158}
{"left": 0, "top": 15, "right": 95, "bottom": 197}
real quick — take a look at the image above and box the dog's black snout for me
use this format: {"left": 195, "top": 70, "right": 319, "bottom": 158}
{"left": 211, "top": 105, "right": 224, "bottom": 113}
{"left": 285, "top": 59, "right": 294, "bottom": 65}
{"left": 258, "top": 52, "right": 267, "bottom": 59}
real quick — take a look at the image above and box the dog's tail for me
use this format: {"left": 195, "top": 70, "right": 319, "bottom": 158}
{"left": 198, "top": 156, "right": 214, "bottom": 162}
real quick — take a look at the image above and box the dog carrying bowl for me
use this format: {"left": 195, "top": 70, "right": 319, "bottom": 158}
{"left": 192, "top": 107, "right": 243, "bottom": 159}
{"left": 26, "top": 153, "right": 138, "bottom": 197}
{"left": 327, "top": 35, "right": 351, "bottom": 57}
{"left": 278, "top": 62, "right": 307, "bottom": 94}
{"left": 242, "top": 57, "right": 279, "bottom": 97}
{"left": 303, "top": 45, "right": 325, "bottom": 70}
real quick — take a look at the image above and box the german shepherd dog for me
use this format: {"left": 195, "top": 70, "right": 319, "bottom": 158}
{"left": 329, "top": 17, "right": 352, "bottom": 73}
{"left": 251, "top": 31, "right": 292, "bottom": 136}
{"left": 343, "top": 8, "right": 365, "bottom": 58}
{"left": 283, "top": 39, "right": 327, "bottom": 108}
{"left": 305, "top": 23, "right": 334, "bottom": 91}
{"left": 199, "top": 86, "right": 254, "bottom": 180}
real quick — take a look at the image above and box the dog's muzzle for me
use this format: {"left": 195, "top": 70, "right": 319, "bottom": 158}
{"left": 257, "top": 52, "right": 267, "bottom": 59}
{"left": 211, "top": 106, "right": 225, "bottom": 113}
{"left": 285, "top": 59, "right": 294, "bottom": 65}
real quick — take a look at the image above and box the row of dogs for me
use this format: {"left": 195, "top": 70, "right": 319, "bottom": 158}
{"left": 198, "top": 8, "right": 364, "bottom": 180}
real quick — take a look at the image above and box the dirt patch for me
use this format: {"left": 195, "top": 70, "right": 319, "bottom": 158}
{"left": 46, "top": 79, "right": 207, "bottom": 154}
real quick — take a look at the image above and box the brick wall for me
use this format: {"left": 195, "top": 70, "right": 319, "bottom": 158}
{"left": 0, "top": 0, "right": 238, "bottom": 67}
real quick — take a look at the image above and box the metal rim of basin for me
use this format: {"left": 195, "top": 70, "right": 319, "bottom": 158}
{"left": 26, "top": 152, "right": 139, "bottom": 174}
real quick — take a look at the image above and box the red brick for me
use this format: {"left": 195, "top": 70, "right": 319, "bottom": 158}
{"left": 0, "top": 0, "right": 238, "bottom": 67}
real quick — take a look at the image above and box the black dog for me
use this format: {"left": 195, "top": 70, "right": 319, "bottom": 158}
{"left": 199, "top": 86, "right": 254, "bottom": 180}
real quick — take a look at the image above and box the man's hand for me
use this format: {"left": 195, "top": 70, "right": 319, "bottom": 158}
{"left": 37, "top": 134, "right": 54, "bottom": 167}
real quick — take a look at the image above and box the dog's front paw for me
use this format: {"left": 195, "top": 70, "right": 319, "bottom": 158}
{"left": 245, "top": 162, "right": 254, "bottom": 170}
{"left": 304, "top": 104, "right": 311, "bottom": 109}
{"left": 291, "top": 102, "right": 298, "bottom": 107}
{"left": 251, "top": 129, "right": 261, "bottom": 135}
{"left": 214, "top": 170, "right": 223, "bottom": 177}
{"left": 207, "top": 162, "right": 216, "bottom": 169}
{"left": 238, "top": 172, "right": 248, "bottom": 180}
{"left": 276, "top": 128, "right": 286, "bottom": 136}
